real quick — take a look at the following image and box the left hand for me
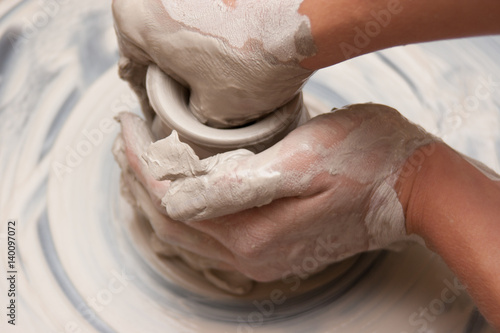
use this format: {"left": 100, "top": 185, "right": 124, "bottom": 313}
{"left": 111, "top": 0, "right": 315, "bottom": 127}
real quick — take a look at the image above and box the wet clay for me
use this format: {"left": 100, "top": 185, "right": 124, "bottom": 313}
{"left": 112, "top": 0, "right": 316, "bottom": 127}
{"left": 2, "top": 0, "right": 499, "bottom": 326}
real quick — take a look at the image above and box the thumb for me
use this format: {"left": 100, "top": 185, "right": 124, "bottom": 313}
{"left": 143, "top": 130, "right": 285, "bottom": 221}
{"left": 159, "top": 134, "right": 319, "bottom": 222}
{"left": 164, "top": 153, "right": 281, "bottom": 221}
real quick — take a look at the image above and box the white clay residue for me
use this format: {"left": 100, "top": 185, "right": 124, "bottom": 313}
{"left": 1, "top": 0, "right": 499, "bottom": 331}
{"left": 152, "top": 104, "right": 432, "bottom": 259}
{"left": 143, "top": 130, "right": 282, "bottom": 221}
{"left": 143, "top": 130, "right": 255, "bottom": 181}
{"left": 112, "top": 0, "right": 315, "bottom": 127}
{"left": 113, "top": 112, "right": 256, "bottom": 294}
{"left": 160, "top": 0, "right": 315, "bottom": 62}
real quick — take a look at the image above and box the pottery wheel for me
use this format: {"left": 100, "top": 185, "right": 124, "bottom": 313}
{"left": 1, "top": 1, "right": 499, "bottom": 332}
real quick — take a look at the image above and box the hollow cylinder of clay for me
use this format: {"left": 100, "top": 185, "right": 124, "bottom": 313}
{"left": 146, "top": 65, "right": 310, "bottom": 159}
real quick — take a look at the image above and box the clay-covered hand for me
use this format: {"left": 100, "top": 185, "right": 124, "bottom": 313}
{"left": 111, "top": 0, "right": 316, "bottom": 128}
{"left": 117, "top": 103, "right": 436, "bottom": 282}
{"left": 114, "top": 112, "right": 258, "bottom": 294}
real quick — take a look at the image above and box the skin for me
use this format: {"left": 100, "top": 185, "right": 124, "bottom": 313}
{"left": 117, "top": 106, "right": 432, "bottom": 282}
{"left": 111, "top": 0, "right": 500, "bottom": 328}
{"left": 111, "top": 0, "right": 314, "bottom": 128}
{"left": 397, "top": 143, "right": 500, "bottom": 328}
{"left": 117, "top": 105, "right": 500, "bottom": 329}
{"left": 300, "top": 0, "right": 500, "bottom": 69}
{"left": 298, "top": 0, "right": 500, "bottom": 327}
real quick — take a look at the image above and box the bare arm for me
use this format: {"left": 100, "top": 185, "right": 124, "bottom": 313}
{"left": 300, "top": 2, "right": 500, "bottom": 325}
{"left": 397, "top": 142, "right": 500, "bottom": 329}
{"left": 300, "top": 0, "right": 500, "bottom": 69}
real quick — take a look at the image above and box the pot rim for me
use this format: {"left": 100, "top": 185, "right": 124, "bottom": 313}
{"left": 146, "top": 64, "right": 303, "bottom": 149}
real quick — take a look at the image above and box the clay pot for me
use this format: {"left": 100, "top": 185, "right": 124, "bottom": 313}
{"left": 146, "top": 65, "right": 309, "bottom": 158}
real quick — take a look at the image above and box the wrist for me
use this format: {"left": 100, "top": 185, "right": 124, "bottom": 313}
{"left": 397, "top": 142, "right": 500, "bottom": 328}
{"left": 399, "top": 142, "right": 500, "bottom": 241}
{"left": 396, "top": 141, "right": 447, "bottom": 239}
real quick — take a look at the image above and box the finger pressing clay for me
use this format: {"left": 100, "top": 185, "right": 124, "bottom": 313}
{"left": 112, "top": 0, "right": 316, "bottom": 127}
{"left": 143, "top": 130, "right": 283, "bottom": 221}
{"left": 114, "top": 113, "right": 255, "bottom": 294}
{"left": 142, "top": 130, "right": 254, "bottom": 181}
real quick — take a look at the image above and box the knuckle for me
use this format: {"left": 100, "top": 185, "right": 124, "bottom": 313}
{"left": 231, "top": 230, "right": 271, "bottom": 261}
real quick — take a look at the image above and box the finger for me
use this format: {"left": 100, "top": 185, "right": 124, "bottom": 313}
{"left": 150, "top": 233, "right": 235, "bottom": 271}
{"left": 113, "top": 135, "right": 141, "bottom": 209}
{"left": 122, "top": 170, "right": 236, "bottom": 267}
{"left": 152, "top": 221, "right": 254, "bottom": 294}
{"left": 142, "top": 129, "right": 254, "bottom": 181}
{"left": 116, "top": 112, "right": 169, "bottom": 210}
{"left": 162, "top": 134, "right": 324, "bottom": 221}
{"left": 112, "top": 134, "right": 130, "bottom": 175}
{"left": 169, "top": 110, "right": 360, "bottom": 222}
{"left": 157, "top": 111, "right": 359, "bottom": 222}
{"left": 202, "top": 269, "right": 254, "bottom": 295}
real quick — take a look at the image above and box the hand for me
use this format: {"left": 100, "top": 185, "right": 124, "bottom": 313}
{"left": 113, "top": 112, "right": 257, "bottom": 294}
{"left": 115, "top": 103, "right": 435, "bottom": 282}
{"left": 111, "top": 0, "right": 316, "bottom": 128}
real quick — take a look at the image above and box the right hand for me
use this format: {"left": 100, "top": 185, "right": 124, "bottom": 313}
{"left": 115, "top": 103, "right": 436, "bottom": 282}
{"left": 111, "top": 0, "right": 316, "bottom": 128}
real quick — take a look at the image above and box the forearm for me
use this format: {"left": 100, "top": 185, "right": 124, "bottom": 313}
{"left": 300, "top": 0, "right": 500, "bottom": 69}
{"left": 398, "top": 142, "right": 500, "bottom": 329}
